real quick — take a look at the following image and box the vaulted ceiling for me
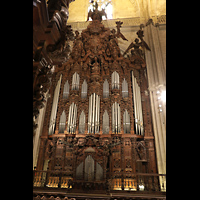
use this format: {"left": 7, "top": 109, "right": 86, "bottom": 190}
{"left": 67, "top": 0, "right": 166, "bottom": 23}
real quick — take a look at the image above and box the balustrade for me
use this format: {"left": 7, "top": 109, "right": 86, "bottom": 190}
{"left": 33, "top": 170, "right": 166, "bottom": 192}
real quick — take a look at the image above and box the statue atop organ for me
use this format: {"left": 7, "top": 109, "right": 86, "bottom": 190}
{"left": 87, "top": 1, "right": 107, "bottom": 22}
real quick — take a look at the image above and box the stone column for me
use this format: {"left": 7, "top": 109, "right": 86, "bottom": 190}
{"left": 143, "top": 19, "right": 166, "bottom": 191}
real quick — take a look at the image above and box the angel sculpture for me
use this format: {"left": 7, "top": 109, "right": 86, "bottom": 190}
{"left": 115, "top": 21, "right": 128, "bottom": 41}
{"left": 136, "top": 28, "right": 151, "bottom": 51}
{"left": 123, "top": 28, "right": 151, "bottom": 57}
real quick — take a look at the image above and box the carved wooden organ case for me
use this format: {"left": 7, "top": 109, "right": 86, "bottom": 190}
{"left": 37, "top": 18, "right": 158, "bottom": 191}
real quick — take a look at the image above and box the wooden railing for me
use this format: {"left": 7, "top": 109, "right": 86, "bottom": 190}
{"left": 33, "top": 170, "right": 166, "bottom": 192}
{"left": 110, "top": 172, "right": 166, "bottom": 192}
{"left": 33, "top": 170, "right": 73, "bottom": 188}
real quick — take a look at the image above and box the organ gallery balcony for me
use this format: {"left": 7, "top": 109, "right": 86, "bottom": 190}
{"left": 33, "top": 170, "right": 166, "bottom": 197}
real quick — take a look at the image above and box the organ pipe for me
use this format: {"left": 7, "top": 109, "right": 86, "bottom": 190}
{"left": 67, "top": 102, "right": 77, "bottom": 134}
{"left": 131, "top": 71, "right": 144, "bottom": 135}
{"left": 135, "top": 80, "right": 140, "bottom": 134}
{"left": 88, "top": 95, "right": 91, "bottom": 133}
{"left": 72, "top": 72, "right": 80, "bottom": 90}
{"left": 88, "top": 93, "right": 100, "bottom": 134}
{"left": 73, "top": 104, "right": 76, "bottom": 133}
{"left": 97, "top": 96, "right": 100, "bottom": 133}
{"left": 92, "top": 93, "right": 95, "bottom": 133}
{"left": 74, "top": 73, "right": 76, "bottom": 89}
{"left": 112, "top": 103, "right": 114, "bottom": 132}
{"left": 48, "top": 74, "right": 62, "bottom": 135}
{"left": 70, "top": 102, "right": 74, "bottom": 133}
{"left": 131, "top": 72, "right": 138, "bottom": 134}
{"left": 118, "top": 103, "right": 121, "bottom": 133}
{"left": 115, "top": 102, "right": 117, "bottom": 133}
{"left": 95, "top": 94, "right": 98, "bottom": 133}
{"left": 112, "top": 102, "right": 120, "bottom": 134}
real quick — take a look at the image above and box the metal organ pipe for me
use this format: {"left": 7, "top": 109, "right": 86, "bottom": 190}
{"left": 72, "top": 103, "right": 75, "bottom": 133}
{"left": 112, "top": 103, "right": 114, "bottom": 132}
{"left": 92, "top": 93, "right": 95, "bottom": 133}
{"left": 88, "top": 95, "right": 91, "bottom": 133}
{"left": 95, "top": 94, "right": 98, "bottom": 133}
{"left": 72, "top": 73, "right": 75, "bottom": 90}
{"left": 131, "top": 71, "right": 144, "bottom": 135}
{"left": 74, "top": 104, "right": 77, "bottom": 133}
{"left": 88, "top": 93, "right": 100, "bottom": 134}
{"left": 74, "top": 73, "right": 77, "bottom": 89}
{"left": 131, "top": 72, "right": 138, "bottom": 134}
{"left": 48, "top": 74, "right": 62, "bottom": 135}
{"left": 111, "top": 102, "right": 120, "bottom": 134}
{"left": 114, "top": 72, "right": 117, "bottom": 88}
{"left": 97, "top": 96, "right": 100, "bottom": 133}
{"left": 135, "top": 80, "right": 140, "bottom": 134}
{"left": 117, "top": 72, "right": 119, "bottom": 89}
{"left": 138, "top": 84, "right": 144, "bottom": 135}
{"left": 67, "top": 102, "right": 77, "bottom": 134}
{"left": 136, "top": 78, "right": 141, "bottom": 134}
{"left": 67, "top": 103, "right": 71, "bottom": 132}
{"left": 115, "top": 102, "right": 117, "bottom": 133}
{"left": 90, "top": 94, "right": 92, "bottom": 133}
{"left": 70, "top": 102, "right": 74, "bottom": 133}
{"left": 77, "top": 74, "right": 80, "bottom": 90}
{"left": 118, "top": 103, "right": 121, "bottom": 133}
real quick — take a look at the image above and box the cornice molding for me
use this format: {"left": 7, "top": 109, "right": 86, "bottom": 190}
{"left": 67, "top": 15, "right": 166, "bottom": 30}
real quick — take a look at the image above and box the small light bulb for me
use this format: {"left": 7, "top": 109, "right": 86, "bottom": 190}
{"left": 161, "top": 90, "right": 166, "bottom": 102}
{"left": 156, "top": 90, "right": 160, "bottom": 94}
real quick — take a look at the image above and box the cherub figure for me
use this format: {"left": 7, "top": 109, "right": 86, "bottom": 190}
{"left": 123, "top": 28, "right": 150, "bottom": 57}
{"left": 124, "top": 38, "right": 143, "bottom": 57}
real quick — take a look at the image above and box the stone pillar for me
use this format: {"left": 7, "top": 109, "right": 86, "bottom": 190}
{"left": 143, "top": 19, "right": 166, "bottom": 191}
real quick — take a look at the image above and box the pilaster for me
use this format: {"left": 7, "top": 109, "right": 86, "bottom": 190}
{"left": 143, "top": 19, "right": 166, "bottom": 191}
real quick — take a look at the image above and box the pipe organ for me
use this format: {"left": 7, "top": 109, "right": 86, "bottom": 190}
{"left": 37, "top": 11, "right": 159, "bottom": 194}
